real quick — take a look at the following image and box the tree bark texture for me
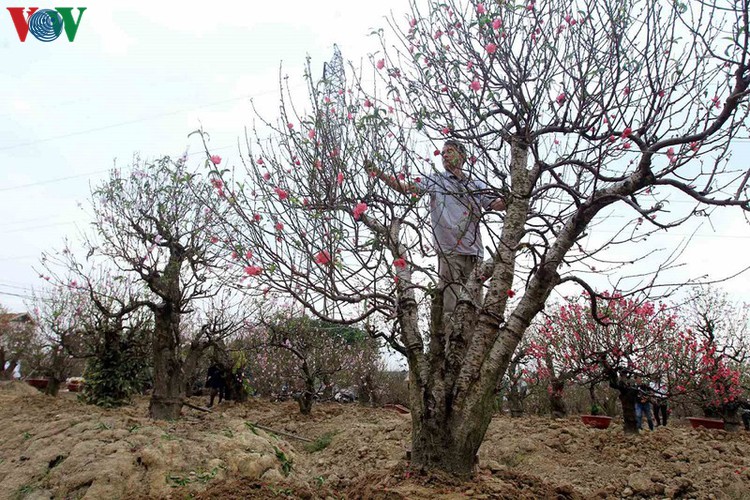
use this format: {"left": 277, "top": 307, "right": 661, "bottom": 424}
{"left": 618, "top": 387, "right": 639, "bottom": 434}
{"left": 149, "top": 306, "right": 184, "bottom": 420}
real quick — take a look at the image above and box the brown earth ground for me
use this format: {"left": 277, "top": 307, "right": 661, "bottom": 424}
{"left": 1, "top": 381, "right": 749, "bottom": 499}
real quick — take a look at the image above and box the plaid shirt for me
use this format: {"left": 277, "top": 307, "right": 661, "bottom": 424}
{"left": 419, "top": 171, "right": 495, "bottom": 258}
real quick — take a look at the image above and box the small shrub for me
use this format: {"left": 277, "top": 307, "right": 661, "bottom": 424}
{"left": 499, "top": 452, "right": 526, "bottom": 468}
{"left": 274, "top": 446, "right": 294, "bottom": 476}
{"left": 304, "top": 431, "right": 337, "bottom": 452}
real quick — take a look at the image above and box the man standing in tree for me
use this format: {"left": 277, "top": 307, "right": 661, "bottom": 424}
{"left": 367, "top": 140, "right": 506, "bottom": 320}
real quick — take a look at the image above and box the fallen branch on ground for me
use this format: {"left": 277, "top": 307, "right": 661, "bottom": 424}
{"left": 252, "top": 422, "right": 314, "bottom": 442}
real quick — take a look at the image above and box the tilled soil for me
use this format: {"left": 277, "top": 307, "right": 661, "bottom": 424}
{"left": 1, "top": 381, "right": 749, "bottom": 499}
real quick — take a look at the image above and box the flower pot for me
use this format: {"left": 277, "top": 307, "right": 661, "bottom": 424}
{"left": 581, "top": 415, "right": 613, "bottom": 429}
{"left": 687, "top": 417, "right": 725, "bottom": 430}
{"left": 67, "top": 381, "right": 83, "bottom": 392}
{"left": 26, "top": 378, "right": 49, "bottom": 390}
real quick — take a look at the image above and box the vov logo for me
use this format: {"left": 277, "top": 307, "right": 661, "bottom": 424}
{"left": 7, "top": 7, "right": 86, "bottom": 42}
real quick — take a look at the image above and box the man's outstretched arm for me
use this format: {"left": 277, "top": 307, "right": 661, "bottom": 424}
{"left": 365, "top": 160, "right": 421, "bottom": 197}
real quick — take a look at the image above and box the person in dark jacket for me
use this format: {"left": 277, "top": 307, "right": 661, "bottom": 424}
{"left": 205, "top": 362, "right": 227, "bottom": 407}
{"left": 739, "top": 399, "right": 750, "bottom": 431}
{"left": 651, "top": 380, "right": 669, "bottom": 427}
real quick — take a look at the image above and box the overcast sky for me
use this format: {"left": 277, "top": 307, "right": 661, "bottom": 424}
{"left": 0, "top": 0, "right": 407, "bottom": 310}
{"left": 1, "top": 0, "right": 749, "bottom": 315}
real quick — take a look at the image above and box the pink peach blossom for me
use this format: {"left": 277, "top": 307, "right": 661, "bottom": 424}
{"left": 315, "top": 250, "right": 332, "bottom": 265}
{"left": 353, "top": 202, "right": 368, "bottom": 220}
{"left": 244, "top": 265, "right": 262, "bottom": 276}
{"left": 274, "top": 187, "right": 288, "bottom": 201}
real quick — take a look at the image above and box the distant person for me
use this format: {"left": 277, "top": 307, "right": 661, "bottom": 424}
{"left": 651, "top": 380, "right": 669, "bottom": 427}
{"left": 367, "top": 140, "right": 506, "bottom": 320}
{"left": 739, "top": 399, "right": 750, "bottom": 431}
{"left": 635, "top": 377, "right": 654, "bottom": 431}
{"left": 205, "top": 362, "right": 226, "bottom": 407}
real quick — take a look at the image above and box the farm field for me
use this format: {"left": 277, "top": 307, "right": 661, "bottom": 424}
{"left": 1, "top": 382, "right": 749, "bottom": 499}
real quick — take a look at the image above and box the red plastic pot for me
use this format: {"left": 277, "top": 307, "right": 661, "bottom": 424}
{"left": 67, "top": 381, "right": 83, "bottom": 392}
{"left": 26, "top": 378, "right": 49, "bottom": 390}
{"left": 687, "top": 417, "right": 725, "bottom": 430}
{"left": 581, "top": 415, "right": 613, "bottom": 429}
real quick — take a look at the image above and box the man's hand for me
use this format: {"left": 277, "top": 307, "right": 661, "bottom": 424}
{"left": 364, "top": 160, "right": 379, "bottom": 176}
{"left": 367, "top": 160, "right": 419, "bottom": 198}
{"left": 490, "top": 197, "right": 506, "bottom": 211}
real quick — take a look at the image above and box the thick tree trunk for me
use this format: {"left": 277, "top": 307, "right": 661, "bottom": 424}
{"left": 723, "top": 406, "right": 741, "bottom": 432}
{"left": 226, "top": 368, "right": 248, "bottom": 402}
{"left": 149, "top": 307, "right": 184, "bottom": 420}
{"left": 45, "top": 377, "right": 62, "bottom": 397}
{"left": 296, "top": 376, "right": 316, "bottom": 415}
{"left": 321, "top": 374, "right": 334, "bottom": 400}
{"left": 549, "top": 379, "right": 567, "bottom": 418}
{"left": 410, "top": 382, "right": 495, "bottom": 477}
{"left": 358, "top": 373, "right": 376, "bottom": 404}
{"left": 182, "top": 343, "right": 202, "bottom": 397}
{"left": 508, "top": 385, "right": 524, "bottom": 417}
{"left": 618, "top": 387, "right": 639, "bottom": 434}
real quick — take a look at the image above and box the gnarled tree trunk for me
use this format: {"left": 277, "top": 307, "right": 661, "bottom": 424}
{"left": 149, "top": 305, "right": 184, "bottom": 420}
{"left": 723, "top": 406, "right": 741, "bottom": 432}
{"left": 296, "top": 372, "right": 316, "bottom": 415}
{"left": 617, "top": 387, "right": 639, "bottom": 434}
{"left": 548, "top": 379, "right": 568, "bottom": 418}
{"left": 508, "top": 385, "right": 524, "bottom": 418}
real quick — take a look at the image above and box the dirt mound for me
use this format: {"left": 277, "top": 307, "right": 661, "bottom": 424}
{"left": 1, "top": 392, "right": 749, "bottom": 499}
{"left": 0, "top": 392, "right": 297, "bottom": 499}
{"left": 0, "top": 381, "right": 40, "bottom": 396}
{"left": 342, "top": 466, "right": 582, "bottom": 499}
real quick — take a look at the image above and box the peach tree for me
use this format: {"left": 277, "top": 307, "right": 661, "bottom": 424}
{"left": 204, "top": 0, "right": 750, "bottom": 476}
{"left": 531, "top": 293, "right": 679, "bottom": 432}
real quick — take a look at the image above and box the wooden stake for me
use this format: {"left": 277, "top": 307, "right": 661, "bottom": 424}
{"left": 251, "top": 422, "right": 314, "bottom": 443}
{"left": 183, "top": 400, "right": 212, "bottom": 413}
